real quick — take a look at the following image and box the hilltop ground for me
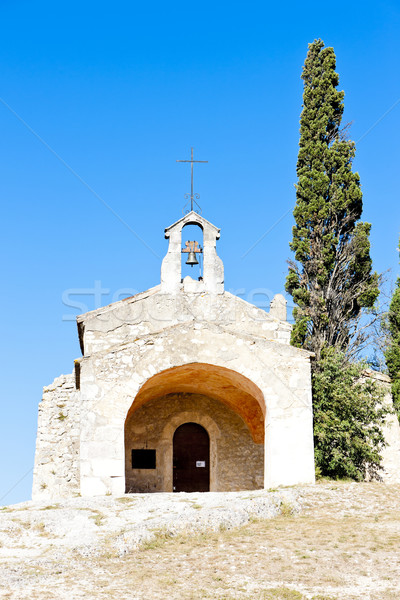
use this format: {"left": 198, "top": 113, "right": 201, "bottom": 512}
{"left": 0, "top": 482, "right": 399, "bottom": 600}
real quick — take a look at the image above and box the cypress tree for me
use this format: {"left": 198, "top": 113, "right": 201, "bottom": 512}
{"left": 385, "top": 240, "right": 400, "bottom": 419}
{"left": 286, "top": 39, "right": 379, "bottom": 362}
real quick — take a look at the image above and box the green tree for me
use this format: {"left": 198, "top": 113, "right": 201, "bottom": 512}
{"left": 286, "top": 40, "right": 387, "bottom": 481}
{"left": 385, "top": 240, "right": 400, "bottom": 420}
{"left": 312, "top": 350, "right": 389, "bottom": 480}
{"left": 286, "top": 39, "right": 379, "bottom": 362}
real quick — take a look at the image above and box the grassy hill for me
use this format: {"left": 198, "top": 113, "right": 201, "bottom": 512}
{"left": 0, "top": 482, "right": 399, "bottom": 599}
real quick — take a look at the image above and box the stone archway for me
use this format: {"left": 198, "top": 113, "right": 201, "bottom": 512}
{"left": 126, "top": 363, "right": 266, "bottom": 443}
{"left": 124, "top": 363, "right": 265, "bottom": 492}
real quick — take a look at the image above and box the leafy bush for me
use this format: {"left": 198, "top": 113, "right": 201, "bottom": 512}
{"left": 312, "top": 350, "right": 390, "bottom": 481}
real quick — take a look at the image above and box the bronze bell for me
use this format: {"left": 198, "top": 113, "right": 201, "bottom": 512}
{"left": 186, "top": 250, "right": 199, "bottom": 267}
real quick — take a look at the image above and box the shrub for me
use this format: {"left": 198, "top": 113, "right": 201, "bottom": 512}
{"left": 312, "top": 349, "right": 390, "bottom": 480}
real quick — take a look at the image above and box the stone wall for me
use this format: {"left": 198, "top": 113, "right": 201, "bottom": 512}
{"left": 77, "top": 289, "right": 292, "bottom": 357}
{"left": 365, "top": 370, "right": 400, "bottom": 483}
{"left": 125, "top": 393, "right": 264, "bottom": 493}
{"left": 78, "top": 317, "right": 315, "bottom": 496}
{"left": 32, "top": 373, "right": 81, "bottom": 501}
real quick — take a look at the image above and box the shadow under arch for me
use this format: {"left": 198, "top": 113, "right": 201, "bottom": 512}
{"left": 125, "top": 362, "right": 266, "bottom": 444}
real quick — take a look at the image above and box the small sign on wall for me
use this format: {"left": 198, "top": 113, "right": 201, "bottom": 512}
{"left": 196, "top": 461, "right": 206, "bottom": 468}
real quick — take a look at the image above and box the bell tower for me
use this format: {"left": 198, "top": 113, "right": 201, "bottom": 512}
{"left": 160, "top": 211, "right": 224, "bottom": 294}
{"left": 161, "top": 147, "right": 224, "bottom": 294}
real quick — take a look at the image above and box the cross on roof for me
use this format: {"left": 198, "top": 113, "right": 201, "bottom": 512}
{"left": 177, "top": 147, "right": 208, "bottom": 213}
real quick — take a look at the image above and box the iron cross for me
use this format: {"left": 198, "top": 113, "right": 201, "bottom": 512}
{"left": 177, "top": 147, "right": 208, "bottom": 212}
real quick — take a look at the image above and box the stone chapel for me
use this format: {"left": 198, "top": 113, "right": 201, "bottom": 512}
{"left": 33, "top": 208, "right": 319, "bottom": 500}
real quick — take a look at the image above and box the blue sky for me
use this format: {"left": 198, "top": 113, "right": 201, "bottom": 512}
{"left": 1, "top": 0, "right": 399, "bottom": 505}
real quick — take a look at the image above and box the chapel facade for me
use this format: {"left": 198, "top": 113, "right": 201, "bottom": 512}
{"left": 33, "top": 210, "right": 317, "bottom": 500}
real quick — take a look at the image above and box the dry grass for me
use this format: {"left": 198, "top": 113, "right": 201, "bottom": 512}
{"left": 89, "top": 510, "right": 106, "bottom": 527}
{"left": 47, "top": 487, "right": 399, "bottom": 599}
{"left": 97, "top": 484, "right": 400, "bottom": 599}
{"left": 1, "top": 483, "right": 400, "bottom": 599}
{"left": 120, "top": 510, "right": 399, "bottom": 598}
{"left": 116, "top": 497, "right": 136, "bottom": 504}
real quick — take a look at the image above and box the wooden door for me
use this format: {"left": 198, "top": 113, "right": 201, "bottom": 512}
{"left": 173, "top": 423, "right": 210, "bottom": 492}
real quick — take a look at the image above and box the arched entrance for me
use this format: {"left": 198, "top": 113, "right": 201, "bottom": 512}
{"left": 126, "top": 363, "right": 266, "bottom": 443}
{"left": 173, "top": 423, "right": 210, "bottom": 492}
{"left": 124, "top": 363, "right": 266, "bottom": 493}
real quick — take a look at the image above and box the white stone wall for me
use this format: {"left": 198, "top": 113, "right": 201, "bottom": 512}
{"left": 32, "top": 373, "right": 81, "bottom": 501}
{"left": 364, "top": 370, "right": 400, "bottom": 483}
{"left": 77, "top": 290, "right": 292, "bottom": 357}
{"left": 77, "top": 319, "right": 315, "bottom": 496}
{"left": 381, "top": 407, "right": 400, "bottom": 483}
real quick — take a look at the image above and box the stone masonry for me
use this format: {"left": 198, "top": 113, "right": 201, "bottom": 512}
{"left": 32, "top": 374, "right": 81, "bottom": 499}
